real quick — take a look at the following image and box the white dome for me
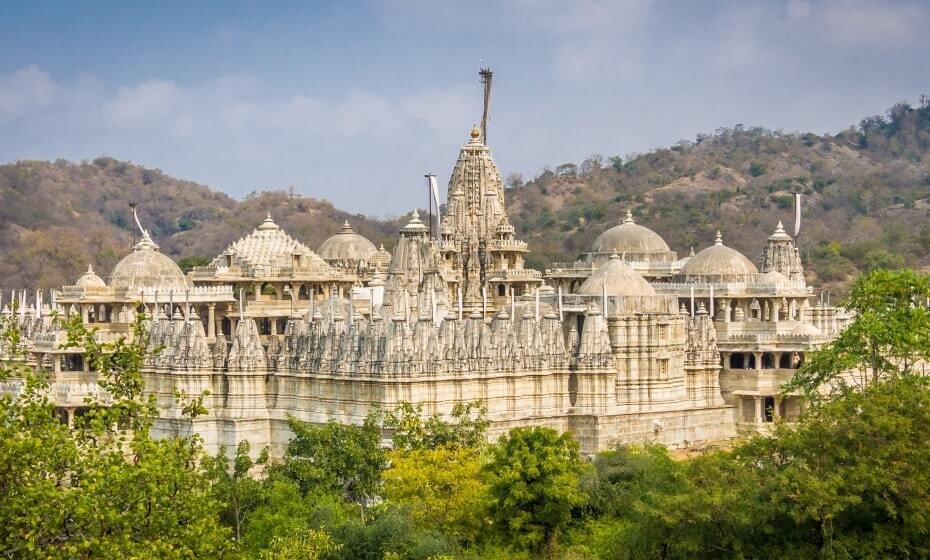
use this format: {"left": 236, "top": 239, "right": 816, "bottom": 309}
{"left": 110, "top": 233, "right": 189, "bottom": 292}
{"left": 579, "top": 255, "right": 656, "bottom": 297}
{"left": 75, "top": 264, "right": 106, "bottom": 289}
{"left": 679, "top": 231, "right": 758, "bottom": 279}
{"left": 591, "top": 210, "right": 671, "bottom": 255}
{"left": 318, "top": 221, "right": 377, "bottom": 263}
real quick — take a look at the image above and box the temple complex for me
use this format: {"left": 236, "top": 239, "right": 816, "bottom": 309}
{"left": 0, "top": 82, "right": 852, "bottom": 459}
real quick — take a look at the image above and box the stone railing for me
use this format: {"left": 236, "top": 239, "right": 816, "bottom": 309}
{"left": 653, "top": 281, "right": 813, "bottom": 296}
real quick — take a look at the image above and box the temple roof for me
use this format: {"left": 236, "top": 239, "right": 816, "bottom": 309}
{"left": 110, "top": 232, "right": 190, "bottom": 292}
{"left": 317, "top": 220, "right": 378, "bottom": 263}
{"left": 591, "top": 210, "right": 673, "bottom": 256}
{"left": 678, "top": 231, "right": 758, "bottom": 279}
{"left": 579, "top": 254, "right": 656, "bottom": 297}
{"left": 210, "top": 214, "right": 335, "bottom": 277}
{"left": 75, "top": 264, "right": 107, "bottom": 289}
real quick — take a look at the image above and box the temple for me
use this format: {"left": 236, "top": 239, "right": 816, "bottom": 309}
{"left": 0, "top": 88, "right": 852, "bottom": 459}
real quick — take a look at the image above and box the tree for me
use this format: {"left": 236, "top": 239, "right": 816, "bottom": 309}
{"left": 278, "top": 415, "right": 386, "bottom": 505}
{"left": 483, "top": 427, "right": 588, "bottom": 557}
{"left": 205, "top": 439, "right": 269, "bottom": 542}
{"left": 0, "top": 313, "right": 232, "bottom": 559}
{"left": 383, "top": 445, "right": 488, "bottom": 544}
{"left": 790, "top": 268, "right": 930, "bottom": 394}
{"left": 258, "top": 529, "right": 340, "bottom": 560}
{"left": 383, "top": 401, "right": 488, "bottom": 451}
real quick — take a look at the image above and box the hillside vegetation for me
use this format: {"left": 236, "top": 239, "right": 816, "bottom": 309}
{"left": 0, "top": 158, "right": 399, "bottom": 291}
{"left": 508, "top": 96, "right": 930, "bottom": 293}
{"left": 1, "top": 97, "right": 929, "bottom": 292}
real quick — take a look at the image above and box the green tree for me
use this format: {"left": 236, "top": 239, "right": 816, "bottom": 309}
{"left": 205, "top": 439, "right": 269, "bottom": 542}
{"left": 258, "top": 529, "right": 340, "bottom": 560}
{"left": 278, "top": 415, "right": 386, "bottom": 505}
{"left": 383, "top": 401, "right": 488, "bottom": 451}
{"left": 790, "top": 268, "right": 930, "bottom": 394}
{"left": 483, "top": 427, "right": 588, "bottom": 558}
{"left": 383, "top": 445, "right": 489, "bottom": 544}
{"left": 0, "top": 314, "right": 231, "bottom": 559}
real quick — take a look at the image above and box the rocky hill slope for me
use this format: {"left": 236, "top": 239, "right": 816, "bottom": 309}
{"left": 1, "top": 98, "right": 928, "bottom": 293}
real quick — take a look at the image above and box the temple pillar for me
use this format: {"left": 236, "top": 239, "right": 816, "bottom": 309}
{"left": 754, "top": 396, "right": 763, "bottom": 425}
{"left": 207, "top": 304, "right": 216, "bottom": 338}
{"left": 754, "top": 352, "right": 763, "bottom": 371}
{"left": 774, "top": 396, "right": 782, "bottom": 420}
{"left": 771, "top": 299, "right": 780, "bottom": 324}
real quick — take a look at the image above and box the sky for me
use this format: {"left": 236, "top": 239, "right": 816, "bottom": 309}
{"left": 1, "top": 0, "right": 929, "bottom": 216}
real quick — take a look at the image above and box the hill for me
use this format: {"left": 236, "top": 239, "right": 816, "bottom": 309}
{"left": 1, "top": 97, "right": 929, "bottom": 293}
{"left": 507, "top": 96, "right": 930, "bottom": 293}
{"left": 0, "top": 158, "right": 400, "bottom": 291}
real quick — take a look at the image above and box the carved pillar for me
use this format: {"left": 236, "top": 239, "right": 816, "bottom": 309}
{"left": 754, "top": 352, "right": 762, "bottom": 371}
{"left": 774, "top": 396, "right": 782, "bottom": 420}
{"left": 207, "top": 304, "right": 216, "bottom": 338}
{"left": 754, "top": 396, "right": 762, "bottom": 425}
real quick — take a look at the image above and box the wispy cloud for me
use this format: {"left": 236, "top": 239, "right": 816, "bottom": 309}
{"left": 0, "top": 65, "right": 59, "bottom": 122}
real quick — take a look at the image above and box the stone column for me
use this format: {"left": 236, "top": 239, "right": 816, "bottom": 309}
{"left": 66, "top": 408, "right": 74, "bottom": 429}
{"left": 207, "top": 304, "right": 216, "bottom": 338}
{"left": 771, "top": 299, "right": 780, "bottom": 324}
{"left": 774, "top": 396, "right": 782, "bottom": 420}
{"left": 754, "top": 352, "right": 763, "bottom": 371}
{"left": 81, "top": 304, "right": 89, "bottom": 324}
{"left": 254, "top": 282, "right": 263, "bottom": 301}
{"left": 754, "top": 396, "right": 763, "bottom": 425}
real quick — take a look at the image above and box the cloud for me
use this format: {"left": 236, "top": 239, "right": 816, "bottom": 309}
{"left": 0, "top": 65, "right": 59, "bottom": 122}
{"left": 820, "top": 0, "right": 928, "bottom": 48}
{"left": 105, "top": 79, "right": 180, "bottom": 126}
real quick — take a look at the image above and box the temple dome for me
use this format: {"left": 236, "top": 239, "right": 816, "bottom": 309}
{"left": 579, "top": 254, "right": 656, "bottom": 297}
{"left": 591, "top": 210, "right": 671, "bottom": 255}
{"left": 110, "top": 233, "right": 189, "bottom": 292}
{"left": 679, "top": 231, "right": 758, "bottom": 279}
{"left": 318, "top": 220, "right": 377, "bottom": 263}
{"left": 761, "top": 270, "right": 791, "bottom": 287}
{"left": 75, "top": 264, "right": 106, "bottom": 289}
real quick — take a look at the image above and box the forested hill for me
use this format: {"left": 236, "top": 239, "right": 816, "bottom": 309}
{"left": 2, "top": 97, "right": 929, "bottom": 292}
{"left": 507, "top": 97, "right": 930, "bottom": 292}
{"left": 0, "top": 159, "right": 400, "bottom": 291}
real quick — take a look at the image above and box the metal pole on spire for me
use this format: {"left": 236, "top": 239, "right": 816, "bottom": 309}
{"left": 479, "top": 67, "right": 493, "bottom": 145}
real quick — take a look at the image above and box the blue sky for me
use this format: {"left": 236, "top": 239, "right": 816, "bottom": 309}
{"left": 1, "top": 0, "right": 929, "bottom": 216}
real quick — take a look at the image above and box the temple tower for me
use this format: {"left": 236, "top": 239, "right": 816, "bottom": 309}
{"left": 439, "top": 126, "right": 540, "bottom": 313}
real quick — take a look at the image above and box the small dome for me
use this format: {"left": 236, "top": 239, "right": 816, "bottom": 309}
{"left": 318, "top": 220, "right": 377, "bottom": 263}
{"left": 110, "top": 232, "right": 189, "bottom": 292}
{"left": 591, "top": 210, "right": 671, "bottom": 255}
{"left": 579, "top": 254, "right": 656, "bottom": 297}
{"left": 75, "top": 264, "right": 106, "bottom": 289}
{"left": 679, "top": 231, "right": 758, "bottom": 279}
{"left": 400, "top": 209, "right": 428, "bottom": 236}
{"left": 769, "top": 220, "right": 792, "bottom": 242}
{"left": 761, "top": 270, "right": 791, "bottom": 287}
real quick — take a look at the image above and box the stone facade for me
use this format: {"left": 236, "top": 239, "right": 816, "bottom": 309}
{"left": 2, "top": 122, "right": 851, "bottom": 459}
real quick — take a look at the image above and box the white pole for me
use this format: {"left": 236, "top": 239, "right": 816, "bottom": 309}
{"left": 558, "top": 285, "right": 563, "bottom": 322}
{"left": 535, "top": 288, "right": 540, "bottom": 321}
{"left": 709, "top": 285, "right": 714, "bottom": 319}
{"left": 510, "top": 286, "right": 515, "bottom": 323}
{"left": 690, "top": 285, "right": 695, "bottom": 317}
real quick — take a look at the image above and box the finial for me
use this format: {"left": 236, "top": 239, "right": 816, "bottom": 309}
{"left": 86, "top": 264, "right": 94, "bottom": 274}
{"left": 258, "top": 213, "right": 279, "bottom": 231}
{"left": 689, "top": 245, "right": 695, "bottom": 257}
{"left": 714, "top": 230, "right": 723, "bottom": 246}
{"left": 469, "top": 124, "right": 481, "bottom": 141}
{"left": 776, "top": 220, "right": 784, "bottom": 232}
{"left": 623, "top": 209, "right": 634, "bottom": 224}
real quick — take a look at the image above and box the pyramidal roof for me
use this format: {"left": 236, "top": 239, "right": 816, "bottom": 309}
{"left": 214, "top": 214, "right": 334, "bottom": 276}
